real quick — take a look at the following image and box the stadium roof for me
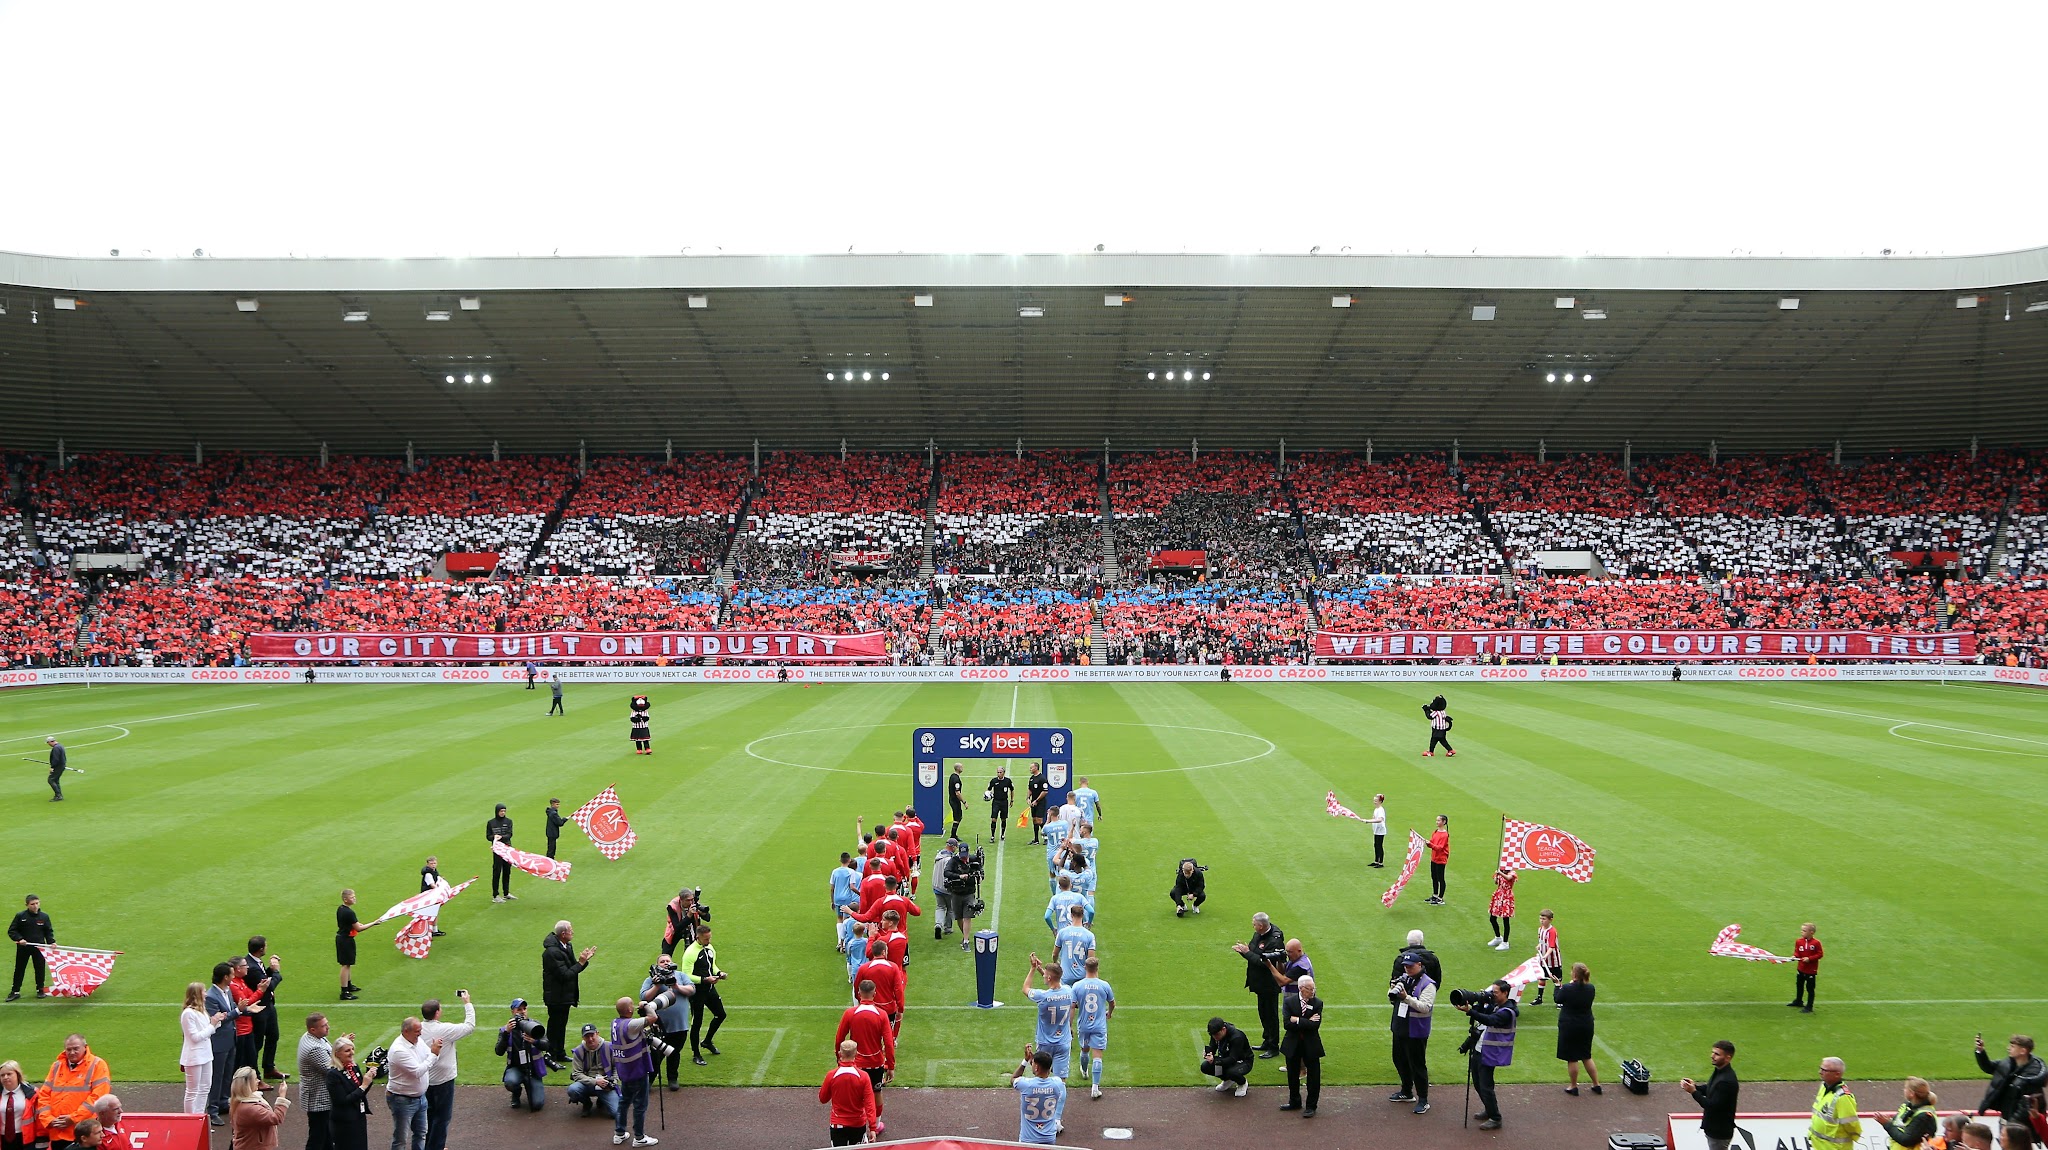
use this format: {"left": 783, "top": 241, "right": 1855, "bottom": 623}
{"left": 4, "top": 248, "right": 2046, "bottom": 457}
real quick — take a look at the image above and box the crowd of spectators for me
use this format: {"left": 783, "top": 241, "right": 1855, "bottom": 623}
{"left": 1306, "top": 513, "right": 1499, "bottom": 575}
{"left": 5, "top": 447, "right": 2047, "bottom": 668}
{"left": 1099, "top": 581, "right": 1311, "bottom": 665}
{"left": 929, "top": 582, "right": 1092, "bottom": 665}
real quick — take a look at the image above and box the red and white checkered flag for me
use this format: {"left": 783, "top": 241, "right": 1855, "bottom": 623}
{"left": 571, "top": 785, "right": 637, "bottom": 860}
{"left": 1326, "top": 791, "right": 1369, "bottom": 824}
{"left": 364, "top": 877, "right": 477, "bottom": 928}
{"left": 1498, "top": 817, "right": 1597, "bottom": 883}
{"left": 1381, "top": 830, "right": 1427, "bottom": 907}
{"left": 34, "top": 945, "right": 121, "bottom": 997}
{"left": 395, "top": 914, "right": 440, "bottom": 960}
{"left": 493, "top": 839, "right": 571, "bottom": 882}
{"left": 1709, "top": 923, "right": 1792, "bottom": 963}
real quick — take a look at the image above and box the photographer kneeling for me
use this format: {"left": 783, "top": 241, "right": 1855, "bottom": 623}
{"left": 495, "top": 1000, "right": 548, "bottom": 1111}
{"left": 565, "top": 1024, "right": 619, "bottom": 1120}
{"left": 1452, "top": 981, "right": 1518, "bottom": 1130}
{"left": 1171, "top": 859, "right": 1206, "bottom": 917}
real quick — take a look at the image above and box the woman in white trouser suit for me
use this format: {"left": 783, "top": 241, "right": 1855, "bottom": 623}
{"left": 180, "top": 981, "right": 226, "bottom": 1113}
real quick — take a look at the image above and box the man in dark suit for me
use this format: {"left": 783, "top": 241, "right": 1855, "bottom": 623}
{"left": 488, "top": 805, "right": 517, "bottom": 902}
{"left": 1231, "top": 913, "right": 1287, "bottom": 1057}
{"left": 541, "top": 921, "right": 596, "bottom": 1063}
{"left": 243, "top": 935, "right": 287, "bottom": 1080}
{"left": 545, "top": 799, "right": 569, "bottom": 860}
{"left": 1681, "top": 1040, "right": 1740, "bottom": 1150}
{"left": 1280, "top": 974, "right": 1325, "bottom": 1117}
{"left": 204, "top": 962, "right": 242, "bottom": 1125}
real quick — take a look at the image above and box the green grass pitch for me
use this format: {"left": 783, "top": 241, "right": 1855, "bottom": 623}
{"left": 4, "top": 679, "right": 2042, "bottom": 1088}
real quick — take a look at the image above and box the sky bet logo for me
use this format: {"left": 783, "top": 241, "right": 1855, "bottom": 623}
{"left": 958, "top": 731, "right": 1031, "bottom": 754}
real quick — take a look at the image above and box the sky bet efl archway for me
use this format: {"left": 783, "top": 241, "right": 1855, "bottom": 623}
{"left": 911, "top": 727, "right": 1074, "bottom": 836}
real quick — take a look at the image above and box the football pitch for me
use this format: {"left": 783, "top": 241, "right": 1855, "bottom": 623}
{"left": 4, "top": 678, "right": 2042, "bottom": 1088}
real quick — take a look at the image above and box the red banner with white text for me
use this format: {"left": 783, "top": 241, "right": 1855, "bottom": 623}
{"left": 1313, "top": 629, "right": 1975, "bottom": 662}
{"left": 249, "top": 630, "right": 891, "bottom": 663}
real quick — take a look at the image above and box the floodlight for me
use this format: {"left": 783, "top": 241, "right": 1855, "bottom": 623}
{"left": 913, "top": 294, "right": 934, "bottom": 307}
{"left": 1019, "top": 305, "right": 1044, "bottom": 318}
{"left": 1779, "top": 298, "right": 1800, "bottom": 310}
{"left": 1182, "top": 370, "right": 1193, "bottom": 382}
{"left": 1555, "top": 297, "right": 1575, "bottom": 309}
{"left": 1104, "top": 294, "right": 1124, "bottom": 307}
{"left": 1564, "top": 372, "right": 1576, "bottom": 383}
{"left": 425, "top": 310, "right": 451, "bottom": 322}
{"left": 459, "top": 297, "right": 481, "bottom": 310}
{"left": 236, "top": 299, "right": 259, "bottom": 313}
{"left": 1583, "top": 372, "right": 1594, "bottom": 382}
{"left": 880, "top": 372, "right": 890, "bottom": 381}
{"left": 688, "top": 295, "right": 709, "bottom": 309}
{"left": 343, "top": 310, "right": 369, "bottom": 322}
{"left": 480, "top": 373, "right": 492, "bottom": 384}
{"left": 826, "top": 372, "right": 836, "bottom": 381}
{"left": 1545, "top": 372, "right": 1558, "bottom": 383}
{"left": 862, "top": 371, "right": 873, "bottom": 381}
{"left": 1201, "top": 372, "right": 1211, "bottom": 381}
{"left": 445, "top": 374, "right": 456, "bottom": 384}
{"left": 464, "top": 374, "right": 475, "bottom": 384}
{"left": 1332, "top": 295, "right": 1352, "bottom": 308}
{"left": 53, "top": 299, "right": 77, "bottom": 311}
{"left": 1471, "top": 305, "right": 1496, "bottom": 321}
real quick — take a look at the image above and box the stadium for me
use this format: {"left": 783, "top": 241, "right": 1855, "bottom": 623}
{"left": 4, "top": 10, "right": 2048, "bottom": 1150}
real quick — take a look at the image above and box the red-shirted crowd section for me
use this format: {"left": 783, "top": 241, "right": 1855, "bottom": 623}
{"left": 1, "top": 448, "right": 2043, "bottom": 667}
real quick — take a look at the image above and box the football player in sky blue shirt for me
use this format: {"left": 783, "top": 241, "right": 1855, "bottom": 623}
{"left": 1042, "top": 816, "right": 1071, "bottom": 892}
{"left": 830, "top": 853, "right": 861, "bottom": 912}
{"left": 1044, "top": 872, "right": 1086, "bottom": 933}
{"left": 1054, "top": 905, "right": 1096, "bottom": 985}
{"left": 1070, "top": 955, "right": 1115, "bottom": 1100}
{"left": 1071, "top": 777, "right": 1102, "bottom": 825}
{"left": 1008, "top": 1047, "right": 1066, "bottom": 1144}
{"left": 1023, "top": 953, "right": 1075, "bottom": 1078}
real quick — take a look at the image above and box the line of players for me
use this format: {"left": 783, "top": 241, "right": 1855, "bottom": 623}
{"left": 824, "top": 809, "right": 926, "bottom": 1140}
{"left": 1008, "top": 778, "right": 1115, "bottom": 1144}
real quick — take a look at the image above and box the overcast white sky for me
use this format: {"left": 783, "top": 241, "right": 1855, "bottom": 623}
{"left": 2, "top": 1, "right": 2042, "bottom": 261}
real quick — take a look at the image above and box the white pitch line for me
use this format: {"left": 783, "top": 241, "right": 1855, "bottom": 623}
{"left": 74, "top": 996, "right": 2048, "bottom": 1011}
{"left": 1768, "top": 699, "right": 2048, "bottom": 746}
{"left": 0, "top": 702, "right": 260, "bottom": 743}
{"left": 749, "top": 1027, "right": 786, "bottom": 1086}
{"left": 989, "top": 685, "right": 1018, "bottom": 932}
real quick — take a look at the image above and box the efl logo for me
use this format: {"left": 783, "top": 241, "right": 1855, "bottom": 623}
{"left": 992, "top": 731, "right": 1030, "bottom": 754}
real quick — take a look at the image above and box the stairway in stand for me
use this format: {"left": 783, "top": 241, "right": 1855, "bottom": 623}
{"left": 1098, "top": 468, "right": 1120, "bottom": 584}
{"left": 1089, "top": 617, "right": 1109, "bottom": 666}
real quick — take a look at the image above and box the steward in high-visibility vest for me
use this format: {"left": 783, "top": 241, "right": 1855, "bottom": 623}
{"left": 1810, "top": 1062, "right": 1863, "bottom": 1150}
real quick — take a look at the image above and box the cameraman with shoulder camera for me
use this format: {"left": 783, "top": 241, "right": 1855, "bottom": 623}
{"left": 1453, "top": 980, "right": 1518, "bottom": 1130}
{"left": 934, "top": 838, "right": 979, "bottom": 947}
{"left": 495, "top": 1000, "right": 547, "bottom": 1111}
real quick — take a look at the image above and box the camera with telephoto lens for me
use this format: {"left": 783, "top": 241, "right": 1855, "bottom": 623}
{"left": 627, "top": 1009, "right": 679, "bottom": 1062}
{"left": 647, "top": 961, "right": 686, "bottom": 990}
{"left": 1446, "top": 987, "right": 1493, "bottom": 1008}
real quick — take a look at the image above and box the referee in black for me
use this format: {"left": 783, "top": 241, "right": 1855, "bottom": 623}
{"left": 488, "top": 804, "right": 517, "bottom": 902}
{"left": 1026, "top": 764, "right": 1050, "bottom": 844}
{"left": 947, "top": 764, "right": 965, "bottom": 838}
{"left": 985, "top": 765, "right": 1015, "bottom": 842}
